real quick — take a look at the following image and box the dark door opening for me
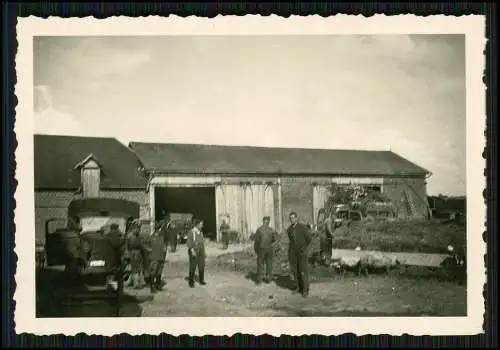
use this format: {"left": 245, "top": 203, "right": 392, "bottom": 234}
{"left": 155, "top": 187, "right": 217, "bottom": 241}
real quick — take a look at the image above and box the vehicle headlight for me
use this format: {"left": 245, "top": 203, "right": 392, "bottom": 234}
{"left": 89, "top": 260, "right": 106, "bottom": 267}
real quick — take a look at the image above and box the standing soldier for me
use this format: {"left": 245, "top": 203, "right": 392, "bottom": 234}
{"left": 126, "top": 221, "right": 147, "bottom": 289}
{"left": 187, "top": 218, "right": 207, "bottom": 288}
{"left": 220, "top": 218, "right": 231, "bottom": 250}
{"left": 168, "top": 221, "right": 179, "bottom": 253}
{"left": 323, "top": 209, "right": 334, "bottom": 263}
{"left": 148, "top": 221, "right": 168, "bottom": 293}
{"left": 161, "top": 213, "right": 178, "bottom": 253}
{"left": 317, "top": 208, "right": 334, "bottom": 265}
{"left": 253, "top": 216, "right": 278, "bottom": 284}
{"left": 105, "top": 223, "right": 126, "bottom": 292}
{"left": 287, "top": 211, "right": 313, "bottom": 297}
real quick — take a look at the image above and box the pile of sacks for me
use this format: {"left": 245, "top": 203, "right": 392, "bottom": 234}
{"left": 331, "top": 248, "right": 401, "bottom": 278}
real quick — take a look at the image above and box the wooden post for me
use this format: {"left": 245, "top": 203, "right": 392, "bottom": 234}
{"left": 149, "top": 184, "right": 155, "bottom": 235}
{"left": 277, "top": 177, "right": 283, "bottom": 232}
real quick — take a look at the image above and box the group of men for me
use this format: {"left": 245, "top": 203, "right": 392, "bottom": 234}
{"left": 252, "top": 209, "right": 335, "bottom": 298}
{"left": 125, "top": 214, "right": 179, "bottom": 293}
{"left": 121, "top": 208, "right": 335, "bottom": 297}
{"left": 124, "top": 213, "right": 209, "bottom": 293}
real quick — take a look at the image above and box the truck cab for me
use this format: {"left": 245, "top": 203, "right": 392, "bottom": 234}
{"left": 331, "top": 204, "right": 364, "bottom": 228}
{"left": 44, "top": 198, "right": 140, "bottom": 294}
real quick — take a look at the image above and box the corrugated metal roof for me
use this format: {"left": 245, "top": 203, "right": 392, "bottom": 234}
{"left": 34, "top": 134, "right": 147, "bottom": 190}
{"left": 129, "top": 142, "right": 430, "bottom": 176}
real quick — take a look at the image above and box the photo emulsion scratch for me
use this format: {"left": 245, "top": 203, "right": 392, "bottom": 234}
{"left": 14, "top": 15, "right": 486, "bottom": 336}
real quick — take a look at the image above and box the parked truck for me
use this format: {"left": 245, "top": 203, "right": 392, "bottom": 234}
{"left": 42, "top": 198, "right": 141, "bottom": 316}
{"left": 328, "top": 201, "right": 396, "bottom": 228}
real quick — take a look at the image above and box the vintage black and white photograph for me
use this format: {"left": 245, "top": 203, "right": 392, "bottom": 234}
{"left": 15, "top": 15, "right": 485, "bottom": 336}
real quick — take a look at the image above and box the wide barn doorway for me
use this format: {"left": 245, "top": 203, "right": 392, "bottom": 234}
{"left": 154, "top": 186, "right": 217, "bottom": 241}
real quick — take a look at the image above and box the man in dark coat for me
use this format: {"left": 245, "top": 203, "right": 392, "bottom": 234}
{"left": 148, "top": 221, "right": 168, "bottom": 293}
{"left": 220, "top": 219, "right": 231, "bottom": 250}
{"left": 187, "top": 218, "right": 206, "bottom": 288}
{"left": 126, "top": 221, "right": 147, "bottom": 289}
{"left": 287, "top": 211, "right": 313, "bottom": 297}
{"left": 160, "top": 213, "right": 178, "bottom": 253}
{"left": 317, "top": 208, "right": 334, "bottom": 265}
{"left": 106, "top": 224, "right": 126, "bottom": 269}
{"left": 105, "top": 223, "right": 126, "bottom": 292}
{"left": 253, "top": 216, "right": 278, "bottom": 284}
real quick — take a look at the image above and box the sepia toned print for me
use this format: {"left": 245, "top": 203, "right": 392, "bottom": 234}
{"left": 15, "top": 15, "right": 485, "bottom": 336}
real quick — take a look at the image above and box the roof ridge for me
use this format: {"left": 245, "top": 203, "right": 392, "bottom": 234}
{"left": 34, "top": 133, "right": 118, "bottom": 141}
{"left": 129, "top": 141, "right": 389, "bottom": 153}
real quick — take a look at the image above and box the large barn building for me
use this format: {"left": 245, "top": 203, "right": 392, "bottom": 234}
{"left": 129, "top": 142, "right": 432, "bottom": 242}
{"left": 34, "top": 134, "right": 431, "bottom": 243}
{"left": 34, "top": 134, "right": 148, "bottom": 243}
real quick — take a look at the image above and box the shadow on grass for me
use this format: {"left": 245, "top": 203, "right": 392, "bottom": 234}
{"left": 273, "top": 274, "right": 297, "bottom": 291}
{"left": 244, "top": 270, "right": 298, "bottom": 292}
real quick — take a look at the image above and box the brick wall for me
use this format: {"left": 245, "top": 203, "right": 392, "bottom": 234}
{"left": 281, "top": 177, "right": 315, "bottom": 229}
{"left": 35, "top": 191, "right": 74, "bottom": 243}
{"left": 35, "top": 190, "right": 148, "bottom": 243}
{"left": 101, "top": 190, "right": 149, "bottom": 221}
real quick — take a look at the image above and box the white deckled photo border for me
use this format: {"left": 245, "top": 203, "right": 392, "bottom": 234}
{"left": 14, "top": 14, "right": 486, "bottom": 336}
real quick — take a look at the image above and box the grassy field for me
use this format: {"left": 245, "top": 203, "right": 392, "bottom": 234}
{"left": 330, "top": 218, "right": 466, "bottom": 254}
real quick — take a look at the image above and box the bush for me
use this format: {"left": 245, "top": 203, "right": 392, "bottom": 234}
{"left": 332, "top": 219, "right": 466, "bottom": 254}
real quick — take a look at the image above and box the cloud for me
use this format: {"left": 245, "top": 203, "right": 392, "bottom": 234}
{"left": 34, "top": 85, "right": 85, "bottom": 136}
{"left": 35, "top": 37, "right": 152, "bottom": 91}
{"left": 74, "top": 38, "right": 152, "bottom": 78}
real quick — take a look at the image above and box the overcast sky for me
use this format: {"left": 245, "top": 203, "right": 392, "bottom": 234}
{"left": 33, "top": 35, "right": 466, "bottom": 196}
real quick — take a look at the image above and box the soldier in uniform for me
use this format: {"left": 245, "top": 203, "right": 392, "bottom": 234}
{"left": 105, "top": 223, "right": 126, "bottom": 292}
{"left": 160, "top": 212, "right": 178, "bottom": 253}
{"left": 287, "top": 211, "right": 313, "bottom": 297}
{"left": 187, "top": 218, "right": 206, "bottom": 288}
{"left": 148, "top": 221, "right": 168, "bottom": 293}
{"left": 317, "top": 208, "right": 334, "bottom": 265}
{"left": 220, "top": 218, "right": 231, "bottom": 250}
{"left": 253, "top": 216, "right": 278, "bottom": 284}
{"left": 126, "top": 221, "right": 147, "bottom": 289}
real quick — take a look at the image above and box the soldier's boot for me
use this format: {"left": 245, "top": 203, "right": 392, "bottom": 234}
{"left": 155, "top": 276, "right": 164, "bottom": 291}
{"left": 199, "top": 270, "right": 206, "bottom": 285}
{"left": 149, "top": 279, "right": 157, "bottom": 293}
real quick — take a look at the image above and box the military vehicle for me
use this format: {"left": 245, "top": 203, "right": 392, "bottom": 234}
{"left": 330, "top": 204, "right": 363, "bottom": 228}
{"left": 364, "top": 201, "right": 396, "bottom": 220}
{"left": 43, "top": 198, "right": 141, "bottom": 313}
{"left": 329, "top": 201, "right": 395, "bottom": 228}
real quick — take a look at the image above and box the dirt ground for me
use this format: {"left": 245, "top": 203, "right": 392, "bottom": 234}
{"left": 125, "top": 243, "right": 467, "bottom": 317}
